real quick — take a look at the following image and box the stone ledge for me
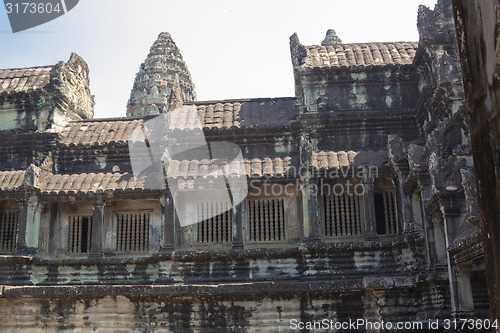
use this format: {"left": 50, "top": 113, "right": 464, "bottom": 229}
{"left": 0, "top": 275, "right": 434, "bottom": 299}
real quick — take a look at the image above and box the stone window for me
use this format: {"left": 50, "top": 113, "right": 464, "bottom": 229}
{"left": 196, "top": 201, "right": 232, "bottom": 244}
{"left": 374, "top": 189, "right": 398, "bottom": 235}
{"left": 247, "top": 198, "right": 285, "bottom": 242}
{"left": 323, "top": 193, "right": 363, "bottom": 237}
{"left": 68, "top": 216, "right": 92, "bottom": 254}
{"left": 0, "top": 211, "right": 18, "bottom": 252}
{"left": 116, "top": 212, "right": 150, "bottom": 252}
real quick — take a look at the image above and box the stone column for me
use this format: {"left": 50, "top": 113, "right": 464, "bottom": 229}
{"left": 89, "top": 199, "right": 105, "bottom": 258}
{"left": 455, "top": 263, "right": 475, "bottom": 313}
{"left": 411, "top": 192, "right": 424, "bottom": 230}
{"left": 16, "top": 197, "right": 28, "bottom": 252}
{"left": 431, "top": 213, "right": 447, "bottom": 266}
{"left": 396, "top": 176, "right": 413, "bottom": 233}
{"left": 162, "top": 192, "right": 175, "bottom": 252}
{"left": 16, "top": 194, "right": 40, "bottom": 254}
{"left": 232, "top": 202, "right": 244, "bottom": 249}
{"left": 362, "top": 177, "right": 377, "bottom": 240}
{"left": 305, "top": 177, "right": 321, "bottom": 242}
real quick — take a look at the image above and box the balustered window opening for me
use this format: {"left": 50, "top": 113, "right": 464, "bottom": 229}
{"left": 116, "top": 211, "right": 150, "bottom": 252}
{"left": 68, "top": 215, "right": 92, "bottom": 254}
{"left": 195, "top": 200, "right": 232, "bottom": 244}
{"left": 246, "top": 198, "right": 286, "bottom": 243}
{"left": 374, "top": 189, "right": 399, "bottom": 235}
{"left": 0, "top": 210, "right": 18, "bottom": 253}
{"left": 322, "top": 191, "right": 364, "bottom": 238}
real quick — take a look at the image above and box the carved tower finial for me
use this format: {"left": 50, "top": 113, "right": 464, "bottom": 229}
{"left": 127, "top": 32, "right": 196, "bottom": 117}
{"left": 321, "top": 29, "right": 342, "bottom": 46}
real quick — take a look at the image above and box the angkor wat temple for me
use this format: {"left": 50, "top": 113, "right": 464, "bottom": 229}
{"left": 0, "top": 0, "right": 496, "bottom": 331}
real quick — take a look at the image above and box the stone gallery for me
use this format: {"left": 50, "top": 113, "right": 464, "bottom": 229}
{"left": 0, "top": 0, "right": 495, "bottom": 331}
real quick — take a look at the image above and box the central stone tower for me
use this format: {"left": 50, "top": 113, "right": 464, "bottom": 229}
{"left": 127, "top": 32, "right": 196, "bottom": 117}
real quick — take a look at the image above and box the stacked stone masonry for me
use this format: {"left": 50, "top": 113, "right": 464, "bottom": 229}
{"left": 0, "top": 0, "right": 493, "bottom": 331}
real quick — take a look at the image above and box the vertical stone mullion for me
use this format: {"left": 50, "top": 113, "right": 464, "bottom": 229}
{"left": 16, "top": 197, "right": 28, "bottom": 252}
{"left": 455, "top": 263, "right": 475, "bottom": 313}
{"left": 232, "top": 187, "right": 244, "bottom": 249}
{"left": 162, "top": 192, "right": 175, "bottom": 252}
{"left": 307, "top": 177, "right": 321, "bottom": 242}
{"left": 90, "top": 199, "right": 105, "bottom": 256}
{"left": 362, "top": 177, "right": 377, "bottom": 240}
{"left": 90, "top": 199, "right": 105, "bottom": 258}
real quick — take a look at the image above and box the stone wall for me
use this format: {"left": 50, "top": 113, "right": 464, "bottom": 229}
{"left": 452, "top": 0, "right": 500, "bottom": 327}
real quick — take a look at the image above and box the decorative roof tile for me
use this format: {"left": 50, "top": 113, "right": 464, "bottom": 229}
{"left": 61, "top": 98, "right": 297, "bottom": 146}
{"left": 311, "top": 150, "right": 388, "bottom": 168}
{"left": 167, "top": 157, "right": 293, "bottom": 179}
{"left": 0, "top": 171, "right": 25, "bottom": 191}
{"left": 0, "top": 66, "right": 53, "bottom": 94}
{"left": 304, "top": 42, "right": 418, "bottom": 69}
{"left": 60, "top": 118, "right": 144, "bottom": 146}
{"left": 43, "top": 172, "right": 147, "bottom": 194}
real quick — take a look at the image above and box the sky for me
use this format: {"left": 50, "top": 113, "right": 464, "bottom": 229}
{"left": 0, "top": 0, "right": 438, "bottom": 119}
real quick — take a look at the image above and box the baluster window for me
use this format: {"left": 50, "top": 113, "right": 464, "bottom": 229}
{"left": 247, "top": 198, "right": 285, "bottom": 242}
{"left": 0, "top": 211, "right": 18, "bottom": 252}
{"left": 196, "top": 201, "right": 232, "bottom": 244}
{"left": 323, "top": 193, "right": 363, "bottom": 237}
{"left": 116, "top": 212, "right": 150, "bottom": 252}
{"left": 68, "top": 216, "right": 92, "bottom": 254}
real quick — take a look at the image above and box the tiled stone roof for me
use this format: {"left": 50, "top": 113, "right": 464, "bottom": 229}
{"left": 43, "top": 173, "right": 147, "bottom": 194}
{"left": 0, "top": 150, "right": 389, "bottom": 194}
{"left": 0, "top": 66, "right": 53, "bottom": 94}
{"left": 60, "top": 118, "right": 144, "bottom": 146}
{"left": 192, "top": 98, "right": 297, "bottom": 129}
{"left": 311, "top": 150, "right": 388, "bottom": 168}
{"left": 166, "top": 157, "right": 293, "bottom": 179}
{"left": 304, "top": 42, "right": 418, "bottom": 68}
{"left": 60, "top": 98, "right": 297, "bottom": 146}
{"left": 0, "top": 171, "right": 25, "bottom": 191}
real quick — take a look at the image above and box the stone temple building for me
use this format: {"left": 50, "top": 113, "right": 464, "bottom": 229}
{"left": 0, "top": 0, "right": 494, "bottom": 331}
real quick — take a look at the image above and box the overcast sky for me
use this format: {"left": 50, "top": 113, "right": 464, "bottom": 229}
{"left": 0, "top": 0, "right": 438, "bottom": 118}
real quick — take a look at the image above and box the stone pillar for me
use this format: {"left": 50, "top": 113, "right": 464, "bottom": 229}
{"left": 16, "top": 197, "right": 28, "bottom": 252}
{"left": 162, "top": 192, "right": 175, "bottom": 252}
{"left": 431, "top": 213, "right": 447, "bottom": 266}
{"left": 16, "top": 194, "right": 40, "bottom": 254}
{"left": 395, "top": 171, "right": 414, "bottom": 233}
{"left": 411, "top": 192, "right": 424, "bottom": 230}
{"left": 455, "top": 263, "right": 475, "bottom": 313}
{"left": 303, "top": 177, "right": 320, "bottom": 242}
{"left": 232, "top": 202, "right": 244, "bottom": 249}
{"left": 89, "top": 199, "right": 105, "bottom": 258}
{"left": 362, "top": 177, "right": 377, "bottom": 240}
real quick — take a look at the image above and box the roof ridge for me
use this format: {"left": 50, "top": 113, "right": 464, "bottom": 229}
{"left": 308, "top": 41, "right": 418, "bottom": 47}
{"left": 0, "top": 64, "right": 54, "bottom": 71}
{"left": 70, "top": 115, "right": 156, "bottom": 123}
{"left": 186, "top": 97, "right": 296, "bottom": 105}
